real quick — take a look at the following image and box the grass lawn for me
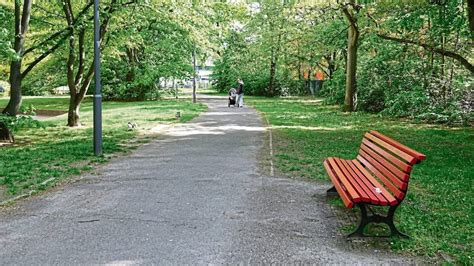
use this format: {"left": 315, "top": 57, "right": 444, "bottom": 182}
{"left": 247, "top": 96, "right": 473, "bottom": 264}
{"left": 0, "top": 97, "right": 206, "bottom": 201}
{"left": 0, "top": 96, "right": 72, "bottom": 111}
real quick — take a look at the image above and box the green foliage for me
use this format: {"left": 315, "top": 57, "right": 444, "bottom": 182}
{"left": 0, "top": 4, "right": 15, "bottom": 63}
{"left": 101, "top": 5, "right": 195, "bottom": 100}
{"left": 0, "top": 114, "right": 42, "bottom": 133}
{"left": 212, "top": 1, "right": 473, "bottom": 124}
{"left": 0, "top": 104, "right": 43, "bottom": 137}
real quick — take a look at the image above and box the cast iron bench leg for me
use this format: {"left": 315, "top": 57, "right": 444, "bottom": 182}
{"left": 387, "top": 206, "right": 410, "bottom": 239}
{"left": 326, "top": 186, "right": 338, "bottom": 197}
{"left": 348, "top": 204, "right": 409, "bottom": 238}
{"left": 348, "top": 203, "right": 369, "bottom": 238}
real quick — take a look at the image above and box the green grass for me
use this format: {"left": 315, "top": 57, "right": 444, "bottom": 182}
{"left": 0, "top": 96, "right": 73, "bottom": 111}
{"left": 248, "top": 96, "right": 473, "bottom": 264}
{"left": 196, "top": 88, "right": 227, "bottom": 96}
{"left": 0, "top": 97, "right": 206, "bottom": 200}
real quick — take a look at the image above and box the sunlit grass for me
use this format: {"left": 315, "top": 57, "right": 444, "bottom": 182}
{"left": 248, "top": 96, "right": 473, "bottom": 264}
{"left": 0, "top": 97, "right": 206, "bottom": 200}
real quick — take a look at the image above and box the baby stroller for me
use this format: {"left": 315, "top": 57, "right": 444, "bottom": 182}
{"left": 228, "top": 88, "right": 237, "bottom": 107}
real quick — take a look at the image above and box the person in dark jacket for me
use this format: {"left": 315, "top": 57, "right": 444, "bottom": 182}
{"left": 236, "top": 79, "right": 244, "bottom": 108}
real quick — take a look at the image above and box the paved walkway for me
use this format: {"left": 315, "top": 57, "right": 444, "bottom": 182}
{"left": 0, "top": 98, "right": 416, "bottom": 264}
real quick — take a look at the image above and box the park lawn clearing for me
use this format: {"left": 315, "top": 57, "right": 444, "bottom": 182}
{"left": 0, "top": 96, "right": 72, "bottom": 111}
{"left": 0, "top": 97, "right": 206, "bottom": 202}
{"left": 247, "top": 96, "right": 473, "bottom": 264}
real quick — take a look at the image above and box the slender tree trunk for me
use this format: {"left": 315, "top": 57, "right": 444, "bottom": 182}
{"left": 2, "top": 0, "right": 32, "bottom": 116}
{"left": 268, "top": 30, "right": 282, "bottom": 97}
{"left": 343, "top": 1, "right": 359, "bottom": 112}
{"left": 269, "top": 54, "right": 276, "bottom": 96}
{"left": 326, "top": 51, "right": 336, "bottom": 80}
{"left": 192, "top": 49, "right": 197, "bottom": 103}
{"left": 468, "top": 0, "right": 474, "bottom": 41}
{"left": 345, "top": 30, "right": 358, "bottom": 111}
{"left": 307, "top": 69, "right": 312, "bottom": 94}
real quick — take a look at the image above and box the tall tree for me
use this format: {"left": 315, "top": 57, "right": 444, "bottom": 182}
{"left": 2, "top": 1, "right": 79, "bottom": 116}
{"left": 342, "top": 0, "right": 360, "bottom": 112}
{"left": 2, "top": 0, "right": 32, "bottom": 116}
{"left": 62, "top": 0, "right": 126, "bottom": 126}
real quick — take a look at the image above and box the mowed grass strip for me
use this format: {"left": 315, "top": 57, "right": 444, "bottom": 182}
{"left": 0, "top": 97, "right": 206, "bottom": 198}
{"left": 248, "top": 96, "right": 473, "bottom": 264}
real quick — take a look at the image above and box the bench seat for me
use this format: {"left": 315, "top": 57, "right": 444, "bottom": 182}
{"left": 324, "top": 158, "right": 398, "bottom": 208}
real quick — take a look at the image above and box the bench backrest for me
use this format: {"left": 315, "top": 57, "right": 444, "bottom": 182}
{"left": 356, "top": 131, "right": 426, "bottom": 201}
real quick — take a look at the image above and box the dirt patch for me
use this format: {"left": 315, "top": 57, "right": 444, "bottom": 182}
{"left": 35, "top": 110, "right": 66, "bottom": 116}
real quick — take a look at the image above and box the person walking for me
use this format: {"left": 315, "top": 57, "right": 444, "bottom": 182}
{"left": 236, "top": 79, "right": 244, "bottom": 108}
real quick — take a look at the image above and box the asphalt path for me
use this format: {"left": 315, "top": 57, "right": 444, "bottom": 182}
{"left": 0, "top": 97, "right": 417, "bottom": 264}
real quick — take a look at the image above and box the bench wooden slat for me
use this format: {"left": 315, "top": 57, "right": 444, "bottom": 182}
{"left": 356, "top": 155, "right": 406, "bottom": 201}
{"left": 338, "top": 159, "right": 383, "bottom": 205}
{"left": 360, "top": 143, "right": 410, "bottom": 183}
{"left": 365, "top": 133, "right": 417, "bottom": 164}
{"left": 370, "top": 131, "right": 426, "bottom": 161}
{"left": 334, "top": 158, "right": 374, "bottom": 203}
{"left": 361, "top": 138, "right": 412, "bottom": 173}
{"left": 358, "top": 149, "right": 408, "bottom": 191}
{"left": 324, "top": 160, "right": 354, "bottom": 208}
{"left": 349, "top": 160, "right": 395, "bottom": 206}
{"left": 327, "top": 158, "right": 362, "bottom": 203}
{"left": 351, "top": 160, "right": 399, "bottom": 205}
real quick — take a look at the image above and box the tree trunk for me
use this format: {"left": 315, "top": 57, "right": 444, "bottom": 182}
{"left": 2, "top": 0, "right": 32, "bottom": 116}
{"left": 327, "top": 51, "right": 336, "bottom": 80}
{"left": 268, "top": 32, "right": 282, "bottom": 97}
{"left": 3, "top": 61, "right": 22, "bottom": 115}
{"left": 343, "top": 1, "right": 359, "bottom": 112}
{"left": 0, "top": 124, "right": 14, "bottom": 142}
{"left": 269, "top": 57, "right": 276, "bottom": 96}
{"left": 344, "top": 29, "right": 359, "bottom": 111}
{"left": 192, "top": 49, "right": 197, "bottom": 103}
{"left": 468, "top": 0, "right": 474, "bottom": 41}
{"left": 67, "top": 94, "right": 81, "bottom": 127}
{"left": 63, "top": 0, "right": 116, "bottom": 127}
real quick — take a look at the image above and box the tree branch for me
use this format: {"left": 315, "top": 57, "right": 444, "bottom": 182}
{"left": 23, "top": 28, "right": 68, "bottom": 56}
{"left": 378, "top": 34, "right": 474, "bottom": 74}
{"left": 20, "top": 0, "right": 33, "bottom": 35}
{"left": 63, "top": 0, "right": 77, "bottom": 95}
{"left": 342, "top": 6, "right": 357, "bottom": 29}
{"left": 32, "top": 4, "right": 65, "bottom": 20}
{"left": 23, "top": 1, "right": 93, "bottom": 57}
{"left": 75, "top": 28, "right": 86, "bottom": 85}
{"left": 21, "top": 35, "right": 68, "bottom": 78}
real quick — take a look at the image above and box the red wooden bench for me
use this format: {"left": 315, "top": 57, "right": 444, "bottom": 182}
{"left": 323, "top": 131, "right": 426, "bottom": 238}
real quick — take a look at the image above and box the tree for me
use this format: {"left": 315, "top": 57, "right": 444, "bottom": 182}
{"left": 342, "top": 0, "right": 360, "bottom": 112}
{"left": 1, "top": 1, "right": 82, "bottom": 116}
{"left": 2, "top": 0, "right": 32, "bottom": 116}
{"left": 61, "top": 0, "right": 136, "bottom": 126}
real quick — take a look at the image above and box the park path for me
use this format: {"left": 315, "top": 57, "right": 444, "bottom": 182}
{"left": 0, "top": 97, "right": 417, "bottom": 264}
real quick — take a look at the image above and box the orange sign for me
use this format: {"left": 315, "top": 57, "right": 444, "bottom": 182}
{"left": 315, "top": 71, "right": 324, "bottom": 81}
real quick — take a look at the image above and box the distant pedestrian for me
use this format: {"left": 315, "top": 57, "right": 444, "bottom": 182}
{"left": 228, "top": 87, "right": 237, "bottom": 107}
{"left": 236, "top": 79, "right": 244, "bottom": 108}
